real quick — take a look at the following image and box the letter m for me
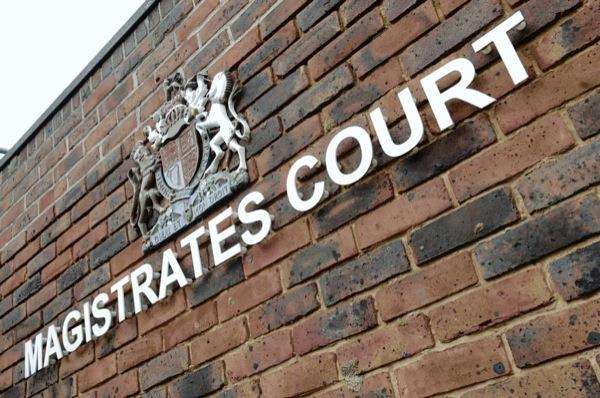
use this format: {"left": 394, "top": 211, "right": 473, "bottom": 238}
{"left": 24, "top": 334, "right": 44, "bottom": 378}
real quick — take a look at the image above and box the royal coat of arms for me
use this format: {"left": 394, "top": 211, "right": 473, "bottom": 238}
{"left": 128, "top": 71, "right": 250, "bottom": 251}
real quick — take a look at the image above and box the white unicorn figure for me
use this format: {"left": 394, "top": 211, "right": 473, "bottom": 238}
{"left": 191, "top": 72, "right": 250, "bottom": 176}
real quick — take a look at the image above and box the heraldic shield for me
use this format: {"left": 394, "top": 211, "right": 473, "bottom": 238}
{"left": 128, "top": 71, "right": 250, "bottom": 252}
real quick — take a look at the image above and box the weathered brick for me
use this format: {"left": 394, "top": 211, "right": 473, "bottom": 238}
{"left": 74, "top": 263, "right": 110, "bottom": 300}
{"left": 208, "top": 26, "right": 262, "bottom": 76}
{"left": 568, "top": 90, "right": 600, "bottom": 140}
{"left": 548, "top": 241, "right": 600, "bottom": 301}
{"left": 259, "top": 0, "right": 308, "bottom": 38}
{"left": 183, "top": 31, "right": 230, "bottom": 77}
{"left": 78, "top": 354, "right": 117, "bottom": 392}
{"left": 292, "top": 297, "right": 377, "bottom": 355}
{"left": 430, "top": 267, "right": 552, "bottom": 342}
{"left": 517, "top": 139, "right": 599, "bottom": 213}
{"left": 13, "top": 273, "right": 42, "bottom": 306}
{"left": 117, "top": 330, "right": 162, "bottom": 372}
{"left": 26, "top": 280, "right": 56, "bottom": 315}
{"left": 246, "top": 67, "right": 309, "bottom": 127}
{"left": 168, "top": 362, "right": 225, "bottom": 398}
{"left": 395, "top": 335, "right": 510, "bottom": 396}
{"left": 351, "top": 1, "right": 438, "bottom": 78}
{"left": 190, "top": 317, "right": 248, "bottom": 366}
{"left": 410, "top": 186, "right": 519, "bottom": 264}
{"left": 41, "top": 249, "right": 72, "bottom": 285}
{"left": 533, "top": 0, "right": 600, "bottom": 70}
{"left": 340, "top": 0, "right": 377, "bottom": 25}
{"left": 248, "top": 283, "right": 319, "bottom": 337}
{"left": 163, "top": 301, "right": 217, "bottom": 349}
{"left": 231, "top": 0, "right": 278, "bottom": 39}
{"left": 463, "top": 359, "right": 600, "bottom": 398}
{"left": 213, "top": 380, "right": 261, "bottom": 398}
{"left": 495, "top": 42, "right": 600, "bottom": 133}
{"left": 400, "top": 0, "right": 502, "bottom": 76}
{"left": 1, "top": 267, "right": 26, "bottom": 297}
{"left": 296, "top": 0, "right": 342, "bottom": 32}
{"left": 225, "top": 329, "right": 293, "bottom": 381}
{"left": 137, "top": 289, "right": 186, "bottom": 335}
{"left": 282, "top": 226, "right": 357, "bottom": 287}
{"left": 273, "top": 13, "right": 341, "bottom": 77}
{"left": 15, "top": 310, "right": 41, "bottom": 341}
{"left": 309, "top": 9, "right": 383, "bottom": 80}
{"left": 27, "top": 243, "right": 56, "bottom": 275}
{"left": 476, "top": 193, "right": 600, "bottom": 279}
{"left": 199, "top": 0, "right": 248, "bottom": 43}
{"left": 375, "top": 251, "right": 477, "bottom": 321}
{"left": 95, "top": 317, "right": 137, "bottom": 359}
{"left": 186, "top": 257, "right": 245, "bottom": 307}
{"left": 95, "top": 369, "right": 139, "bottom": 398}
{"left": 89, "top": 227, "right": 128, "bottom": 269}
{"left": 450, "top": 113, "right": 574, "bottom": 201}
{"left": 283, "top": 65, "right": 353, "bottom": 129}
{"left": 256, "top": 115, "right": 324, "bottom": 176}
{"left": 382, "top": 0, "right": 419, "bottom": 22}
{"left": 73, "top": 222, "right": 107, "bottom": 261}
{"left": 506, "top": 299, "right": 600, "bottom": 367}
{"left": 216, "top": 268, "right": 282, "bottom": 321}
{"left": 310, "top": 171, "right": 394, "bottom": 238}
{"left": 322, "top": 58, "right": 404, "bottom": 128}
{"left": 83, "top": 75, "right": 116, "bottom": 115}
{"left": 175, "top": 0, "right": 219, "bottom": 43}
{"left": 337, "top": 314, "right": 433, "bottom": 374}
{"left": 57, "top": 258, "right": 89, "bottom": 292}
{"left": 260, "top": 353, "right": 338, "bottom": 397}
{"left": 320, "top": 237, "right": 409, "bottom": 306}
{"left": 355, "top": 177, "right": 452, "bottom": 249}
{"left": 27, "top": 363, "right": 58, "bottom": 396}
{"left": 139, "top": 346, "right": 189, "bottom": 390}
{"left": 314, "top": 371, "right": 394, "bottom": 397}
{"left": 238, "top": 68, "right": 275, "bottom": 111}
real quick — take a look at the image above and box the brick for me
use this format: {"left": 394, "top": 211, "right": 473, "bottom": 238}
{"left": 137, "top": 35, "right": 176, "bottom": 82}
{"left": 231, "top": 0, "right": 278, "bottom": 39}
{"left": 337, "top": 314, "right": 433, "bottom": 374}
{"left": 1, "top": 304, "right": 26, "bottom": 334}
{"left": 83, "top": 75, "right": 116, "bottom": 115}
{"left": 89, "top": 227, "right": 128, "bottom": 269}
{"left": 244, "top": 116, "right": 282, "bottom": 161}
{"left": 57, "top": 258, "right": 89, "bottom": 292}
{"left": 95, "top": 317, "right": 137, "bottom": 358}
{"left": 322, "top": 58, "right": 404, "bottom": 128}
{"left": 78, "top": 354, "right": 117, "bottom": 392}
{"left": 297, "top": 0, "right": 342, "bottom": 32}
{"left": 314, "top": 371, "right": 394, "bottom": 398}
{"left": 15, "top": 310, "right": 41, "bottom": 341}
{"left": 190, "top": 317, "right": 248, "bottom": 366}
{"left": 175, "top": 0, "right": 219, "bottom": 42}
{"left": 245, "top": 67, "right": 309, "bottom": 127}
{"left": 74, "top": 263, "right": 110, "bottom": 301}
{"left": 13, "top": 273, "right": 42, "bottom": 306}
{"left": 57, "top": 216, "right": 89, "bottom": 254}
{"left": 260, "top": 353, "right": 338, "bottom": 397}
{"left": 395, "top": 336, "right": 509, "bottom": 396}
{"left": 42, "top": 289, "right": 72, "bottom": 324}
{"left": 320, "top": 237, "right": 409, "bottom": 306}
{"left": 26, "top": 280, "right": 56, "bottom": 315}
{"left": 410, "top": 186, "right": 519, "bottom": 264}
{"left": 238, "top": 68, "right": 275, "bottom": 111}
{"left": 117, "top": 330, "right": 162, "bottom": 372}
{"left": 463, "top": 359, "right": 600, "bottom": 398}
{"left": 400, "top": 0, "right": 502, "bottom": 76}
{"left": 217, "top": 268, "right": 282, "bottom": 321}
{"left": 155, "top": 37, "right": 199, "bottom": 83}
{"left": 257, "top": 114, "right": 323, "bottom": 174}
{"left": 517, "top": 139, "right": 599, "bottom": 213}
{"left": 376, "top": 251, "right": 477, "bottom": 321}
{"left": 450, "top": 113, "right": 574, "bottom": 201}
{"left": 548, "top": 241, "right": 600, "bottom": 301}
{"left": 356, "top": 177, "right": 452, "bottom": 249}
{"left": 186, "top": 257, "right": 245, "bottom": 307}
{"left": 214, "top": 380, "right": 261, "bottom": 398}
{"left": 1, "top": 231, "right": 27, "bottom": 264}
{"left": 183, "top": 31, "right": 230, "bottom": 77}
{"left": 533, "top": 0, "right": 600, "bottom": 70}
{"left": 438, "top": 0, "right": 469, "bottom": 16}
{"left": 138, "top": 289, "right": 186, "bottom": 335}
{"left": 351, "top": 1, "right": 438, "bottom": 78}
{"left": 476, "top": 193, "right": 600, "bottom": 279}
{"left": 41, "top": 249, "right": 72, "bottom": 284}
{"left": 225, "top": 329, "right": 293, "bottom": 381}
{"left": 27, "top": 243, "right": 56, "bottom": 275}
{"left": 340, "top": 0, "right": 377, "bottom": 25}
{"left": 292, "top": 297, "right": 377, "bottom": 355}
{"left": 168, "top": 362, "right": 225, "bottom": 398}
{"left": 0, "top": 296, "right": 11, "bottom": 318}
{"left": 27, "top": 363, "right": 58, "bottom": 396}
{"left": 382, "top": 0, "right": 419, "bottom": 22}
{"left": 199, "top": 0, "right": 248, "bottom": 43}
{"left": 309, "top": 9, "right": 383, "bottom": 80}
{"left": 568, "top": 90, "right": 600, "bottom": 140}
{"left": 0, "top": 343, "right": 23, "bottom": 371}
{"left": 430, "top": 267, "right": 552, "bottom": 342}
{"left": 95, "top": 369, "right": 139, "bottom": 398}
{"left": 248, "top": 283, "right": 319, "bottom": 338}
{"left": 1, "top": 267, "right": 26, "bottom": 297}
{"left": 139, "top": 346, "right": 189, "bottom": 390}
{"left": 506, "top": 299, "right": 600, "bottom": 367}
{"left": 42, "top": 376, "right": 75, "bottom": 398}
{"left": 310, "top": 172, "right": 394, "bottom": 238}
{"left": 495, "top": 42, "right": 600, "bottom": 133}
{"left": 260, "top": 0, "right": 307, "bottom": 38}
{"left": 282, "top": 226, "right": 357, "bottom": 287}
{"left": 163, "top": 301, "right": 217, "bottom": 349}
{"left": 73, "top": 222, "right": 107, "bottom": 260}
{"left": 273, "top": 13, "right": 341, "bottom": 77}
{"left": 208, "top": 26, "right": 262, "bottom": 76}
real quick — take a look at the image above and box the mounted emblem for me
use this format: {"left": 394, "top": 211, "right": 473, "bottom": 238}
{"left": 128, "top": 71, "right": 250, "bottom": 251}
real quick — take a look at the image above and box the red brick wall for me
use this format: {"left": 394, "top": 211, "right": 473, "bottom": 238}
{"left": 1, "top": 0, "right": 599, "bottom": 396}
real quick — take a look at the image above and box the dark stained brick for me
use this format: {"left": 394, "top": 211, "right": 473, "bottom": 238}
{"left": 231, "top": 0, "right": 279, "bottom": 39}
{"left": 57, "top": 258, "right": 89, "bottom": 292}
{"left": 567, "top": 90, "right": 600, "bottom": 140}
{"left": 183, "top": 31, "right": 230, "bottom": 77}
{"left": 43, "top": 289, "right": 73, "bottom": 324}
{"left": 168, "top": 362, "right": 225, "bottom": 398}
{"left": 476, "top": 194, "right": 600, "bottom": 279}
{"left": 549, "top": 241, "right": 600, "bottom": 302}
{"left": 296, "top": 0, "right": 342, "bottom": 32}
{"left": 409, "top": 187, "right": 519, "bottom": 264}
{"left": 13, "top": 273, "right": 42, "bottom": 306}
{"left": 139, "top": 346, "right": 189, "bottom": 390}
{"left": 245, "top": 116, "right": 283, "bottom": 159}
{"left": 382, "top": 0, "right": 419, "bottom": 22}
{"left": 89, "top": 228, "right": 128, "bottom": 269}
{"left": 74, "top": 263, "right": 111, "bottom": 301}
{"left": 238, "top": 68, "right": 274, "bottom": 110}
{"left": 1, "top": 304, "right": 26, "bottom": 333}
{"left": 320, "top": 238, "right": 410, "bottom": 305}
{"left": 186, "top": 258, "right": 245, "bottom": 307}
